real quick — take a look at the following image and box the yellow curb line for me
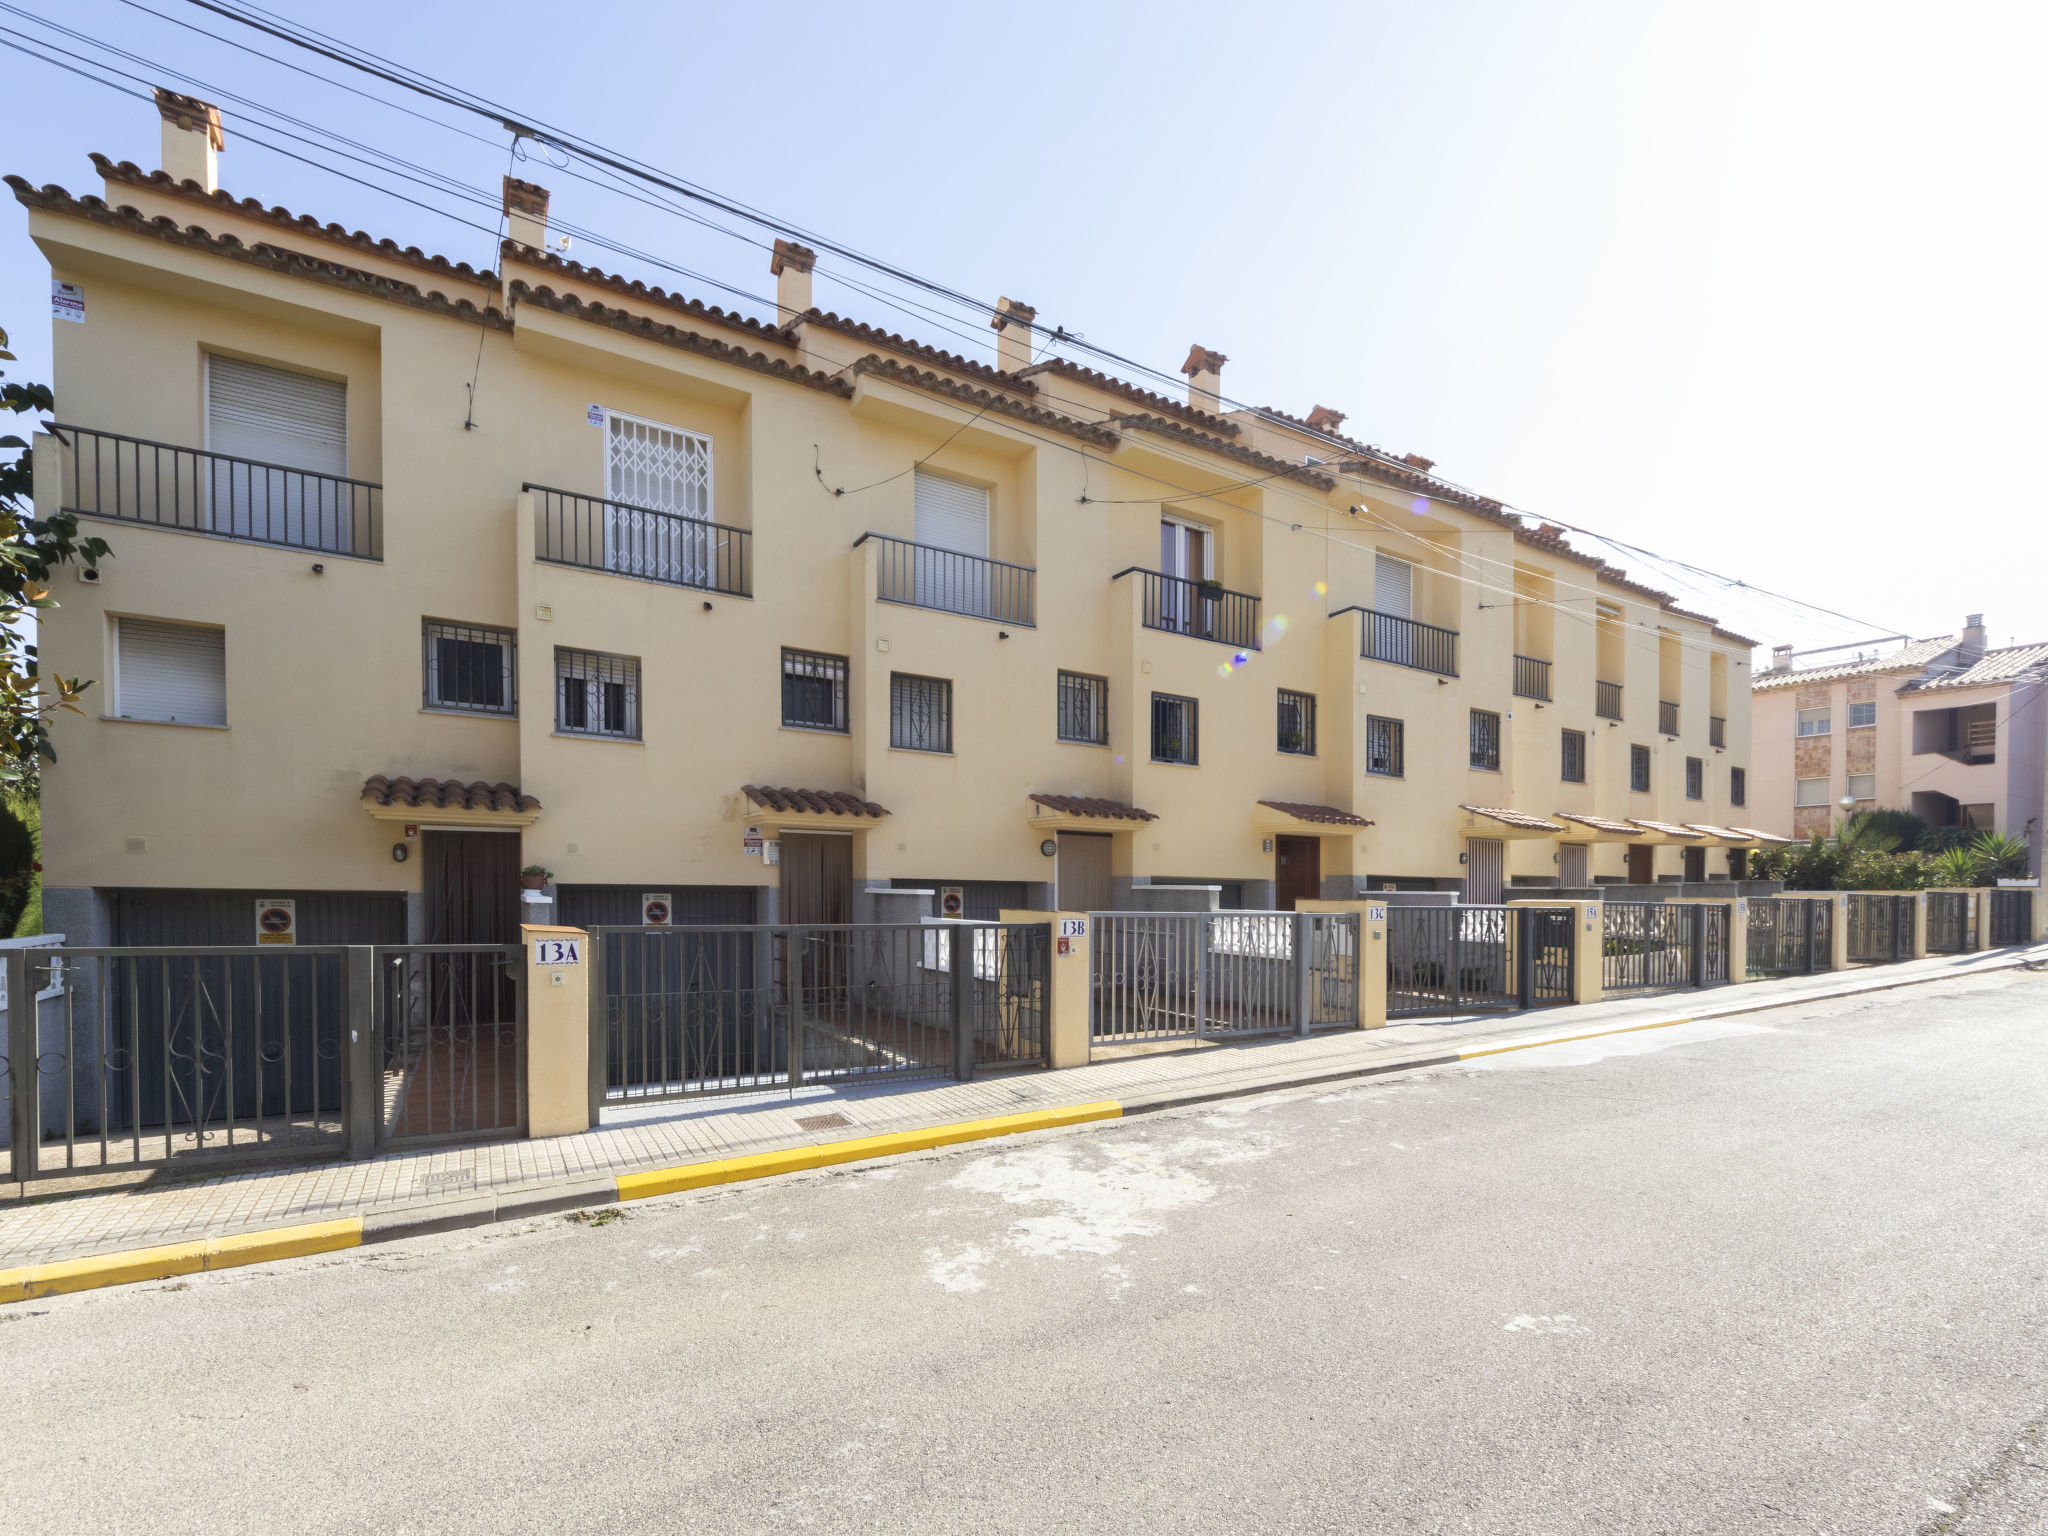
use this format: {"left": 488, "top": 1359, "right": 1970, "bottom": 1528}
{"left": 1458, "top": 1015, "right": 1694, "bottom": 1062}
{"left": 615, "top": 1100, "right": 1126, "bottom": 1203}
{"left": 0, "top": 1218, "right": 361, "bottom": 1304}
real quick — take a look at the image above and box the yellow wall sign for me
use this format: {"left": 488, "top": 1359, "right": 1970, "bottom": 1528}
{"left": 255, "top": 899, "right": 296, "bottom": 945}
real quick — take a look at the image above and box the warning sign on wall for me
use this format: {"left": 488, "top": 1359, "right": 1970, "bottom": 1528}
{"left": 255, "top": 898, "right": 297, "bottom": 945}
{"left": 642, "top": 892, "right": 672, "bottom": 926}
{"left": 939, "top": 886, "right": 965, "bottom": 918}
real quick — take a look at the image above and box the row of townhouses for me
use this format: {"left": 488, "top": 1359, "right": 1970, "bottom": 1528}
{"left": 20, "top": 92, "right": 1769, "bottom": 949}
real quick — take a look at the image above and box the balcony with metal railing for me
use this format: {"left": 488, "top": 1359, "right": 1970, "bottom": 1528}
{"left": 1709, "top": 715, "right": 1726, "bottom": 748}
{"left": 1513, "top": 654, "right": 1552, "bottom": 701}
{"left": 529, "top": 484, "right": 751, "bottom": 597}
{"left": 55, "top": 423, "right": 382, "bottom": 559}
{"left": 1660, "top": 699, "right": 1681, "bottom": 736}
{"left": 1339, "top": 607, "right": 1458, "bottom": 676}
{"left": 1596, "top": 679, "right": 1624, "bottom": 720}
{"left": 856, "top": 533, "right": 1034, "bottom": 625}
{"left": 1117, "top": 568, "right": 1260, "bottom": 649}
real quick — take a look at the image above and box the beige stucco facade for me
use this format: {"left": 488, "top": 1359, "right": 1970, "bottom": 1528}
{"left": 17, "top": 103, "right": 1761, "bottom": 941}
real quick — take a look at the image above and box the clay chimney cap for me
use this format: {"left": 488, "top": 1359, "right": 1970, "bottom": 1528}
{"left": 1181, "top": 345, "right": 1229, "bottom": 376}
{"left": 154, "top": 87, "right": 224, "bottom": 150}
{"left": 770, "top": 238, "right": 817, "bottom": 276}
{"left": 1305, "top": 405, "right": 1347, "bottom": 433}
{"left": 991, "top": 296, "right": 1037, "bottom": 331}
{"left": 1401, "top": 451, "right": 1436, "bottom": 473}
{"left": 502, "top": 176, "right": 550, "bottom": 217}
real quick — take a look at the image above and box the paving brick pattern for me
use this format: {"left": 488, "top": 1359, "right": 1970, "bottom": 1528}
{"left": 2, "top": 946, "right": 2037, "bottom": 1270}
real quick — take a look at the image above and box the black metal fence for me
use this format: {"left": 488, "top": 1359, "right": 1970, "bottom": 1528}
{"left": 1603, "top": 902, "right": 1729, "bottom": 992}
{"left": 57, "top": 423, "right": 381, "bottom": 558}
{"left": 374, "top": 946, "right": 523, "bottom": 1146}
{"left": 592, "top": 922, "right": 1050, "bottom": 1106}
{"left": 1513, "top": 654, "right": 1552, "bottom": 701}
{"left": 858, "top": 533, "right": 1034, "bottom": 625}
{"left": 1925, "top": 893, "right": 1977, "bottom": 954}
{"left": 1990, "top": 890, "right": 2034, "bottom": 947}
{"left": 1845, "top": 894, "right": 1914, "bottom": 964}
{"left": 1120, "top": 568, "right": 1261, "bottom": 650}
{"left": 1385, "top": 906, "right": 1574, "bottom": 1016}
{"left": 528, "top": 483, "right": 751, "bottom": 596}
{"left": 1356, "top": 608, "right": 1459, "bottom": 676}
{"left": 1090, "top": 912, "right": 1359, "bottom": 1041}
{"left": 1596, "top": 680, "right": 1623, "bottom": 720}
{"left": 1746, "top": 898, "right": 1833, "bottom": 977}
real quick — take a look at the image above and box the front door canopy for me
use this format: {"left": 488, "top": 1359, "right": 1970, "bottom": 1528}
{"left": 361, "top": 775, "right": 542, "bottom": 829}
{"left": 741, "top": 784, "right": 889, "bottom": 836}
{"left": 1457, "top": 804, "right": 1563, "bottom": 841}
{"left": 1028, "top": 793, "right": 1156, "bottom": 831}
{"left": 1255, "top": 800, "right": 1373, "bottom": 834}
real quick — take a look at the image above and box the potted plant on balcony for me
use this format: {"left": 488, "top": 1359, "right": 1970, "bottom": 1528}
{"left": 521, "top": 864, "right": 553, "bottom": 890}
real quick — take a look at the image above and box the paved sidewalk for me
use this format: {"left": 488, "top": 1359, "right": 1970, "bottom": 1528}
{"left": 3, "top": 942, "right": 2041, "bottom": 1273}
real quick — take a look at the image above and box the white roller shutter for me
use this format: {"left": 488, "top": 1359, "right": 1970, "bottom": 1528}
{"left": 913, "top": 470, "right": 989, "bottom": 555}
{"left": 117, "top": 618, "right": 226, "bottom": 726}
{"left": 206, "top": 355, "right": 346, "bottom": 474}
{"left": 1374, "top": 554, "right": 1413, "bottom": 618}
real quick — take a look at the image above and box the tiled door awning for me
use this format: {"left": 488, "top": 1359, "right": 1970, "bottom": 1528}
{"left": 1028, "top": 792, "right": 1157, "bottom": 826}
{"left": 1628, "top": 818, "right": 1706, "bottom": 841}
{"left": 742, "top": 784, "right": 889, "bottom": 825}
{"left": 1551, "top": 811, "right": 1643, "bottom": 841}
{"left": 1457, "top": 805, "right": 1564, "bottom": 839}
{"left": 360, "top": 775, "right": 543, "bottom": 828}
{"left": 1255, "top": 800, "right": 1374, "bottom": 831}
{"left": 1726, "top": 825, "right": 1795, "bottom": 845}
{"left": 1683, "top": 823, "right": 1757, "bottom": 846}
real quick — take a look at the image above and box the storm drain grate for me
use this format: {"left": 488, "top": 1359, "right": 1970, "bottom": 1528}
{"left": 796, "top": 1112, "right": 853, "bottom": 1132}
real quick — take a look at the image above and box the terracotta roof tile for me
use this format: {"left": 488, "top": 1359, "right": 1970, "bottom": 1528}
{"left": 1028, "top": 793, "right": 1157, "bottom": 822}
{"left": 503, "top": 240, "right": 789, "bottom": 343}
{"left": 91, "top": 156, "right": 497, "bottom": 289}
{"left": 1684, "top": 823, "right": 1749, "bottom": 841}
{"left": 1459, "top": 804, "right": 1564, "bottom": 832}
{"left": 806, "top": 310, "right": 1036, "bottom": 396}
{"left": 1553, "top": 811, "right": 1642, "bottom": 836}
{"left": 852, "top": 357, "right": 1120, "bottom": 447}
{"left": 1252, "top": 403, "right": 1370, "bottom": 455}
{"left": 742, "top": 785, "right": 889, "bottom": 818}
{"left": 1751, "top": 636, "right": 1960, "bottom": 693}
{"left": 1115, "top": 413, "right": 1337, "bottom": 490}
{"left": 361, "top": 775, "right": 540, "bottom": 813}
{"left": 10, "top": 180, "right": 510, "bottom": 329}
{"left": 1726, "top": 825, "right": 1794, "bottom": 844}
{"left": 1899, "top": 640, "right": 2048, "bottom": 694}
{"left": 1629, "top": 818, "right": 1705, "bottom": 839}
{"left": 1257, "top": 800, "right": 1373, "bottom": 827}
{"left": 1015, "top": 357, "right": 1240, "bottom": 436}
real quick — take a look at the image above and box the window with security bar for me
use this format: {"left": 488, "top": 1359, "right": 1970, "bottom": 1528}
{"left": 1685, "top": 756, "right": 1704, "bottom": 800}
{"left": 1057, "top": 671, "right": 1108, "bottom": 745}
{"left": 423, "top": 621, "right": 515, "bottom": 716}
{"left": 1731, "top": 766, "right": 1747, "bottom": 806}
{"left": 782, "top": 648, "right": 847, "bottom": 732}
{"left": 1469, "top": 709, "right": 1501, "bottom": 771}
{"left": 556, "top": 647, "right": 639, "bottom": 740}
{"left": 1277, "top": 689, "right": 1316, "bottom": 755}
{"left": 890, "top": 673, "right": 952, "bottom": 753}
{"left": 1561, "top": 727, "right": 1587, "bottom": 783}
{"left": 1367, "top": 715, "right": 1404, "bottom": 777}
{"left": 1630, "top": 743, "right": 1652, "bottom": 793}
{"left": 1152, "top": 693, "right": 1198, "bottom": 765}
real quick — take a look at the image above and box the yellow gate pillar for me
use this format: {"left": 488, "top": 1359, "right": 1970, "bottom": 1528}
{"left": 1572, "top": 900, "right": 1604, "bottom": 1004}
{"left": 1729, "top": 897, "right": 1752, "bottom": 983}
{"left": 523, "top": 924, "right": 592, "bottom": 1138}
{"left": 1000, "top": 911, "right": 1093, "bottom": 1068}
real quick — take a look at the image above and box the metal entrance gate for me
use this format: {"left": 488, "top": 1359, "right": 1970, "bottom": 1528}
{"left": 373, "top": 945, "right": 524, "bottom": 1146}
{"left": 1925, "top": 893, "right": 1977, "bottom": 954}
{"left": 1603, "top": 902, "right": 1729, "bottom": 993}
{"left": 1845, "top": 895, "right": 1913, "bottom": 964}
{"left": 1385, "top": 905, "right": 1574, "bottom": 1017}
{"left": 593, "top": 922, "right": 1050, "bottom": 1107}
{"left": 1990, "top": 890, "right": 2034, "bottom": 947}
{"left": 1746, "top": 898, "right": 1833, "bottom": 976}
{"left": 1091, "top": 912, "right": 1359, "bottom": 1043}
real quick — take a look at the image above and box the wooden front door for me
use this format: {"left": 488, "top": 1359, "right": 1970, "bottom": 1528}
{"left": 422, "top": 831, "right": 522, "bottom": 944}
{"left": 1057, "top": 832, "right": 1112, "bottom": 913}
{"left": 1627, "top": 843, "right": 1655, "bottom": 885}
{"left": 778, "top": 834, "right": 851, "bottom": 925}
{"left": 1275, "top": 835, "right": 1321, "bottom": 910}
{"left": 1682, "top": 845, "right": 1707, "bottom": 881}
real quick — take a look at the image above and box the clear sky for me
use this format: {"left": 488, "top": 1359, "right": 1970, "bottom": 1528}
{"left": 4, "top": 0, "right": 2041, "bottom": 657}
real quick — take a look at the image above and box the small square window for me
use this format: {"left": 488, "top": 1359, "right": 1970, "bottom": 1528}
{"left": 1367, "top": 716, "right": 1404, "bottom": 777}
{"left": 1794, "top": 777, "right": 1830, "bottom": 807}
{"left": 1846, "top": 773, "right": 1875, "bottom": 801}
{"left": 1277, "top": 689, "right": 1316, "bottom": 755}
{"left": 890, "top": 673, "right": 952, "bottom": 753}
{"left": 1469, "top": 709, "right": 1501, "bottom": 772}
{"left": 1058, "top": 671, "right": 1108, "bottom": 745}
{"left": 1630, "top": 744, "right": 1652, "bottom": 793}
{"left": 424, "top": 621, "right": 515, "bottom": 716}
{"left": 1685, "top": 756, "right": 1704, "bottom": 800}
{"left": 556, "top": 648, "right": 639, "bottom": 740}
{"left": 782, "top": 648, "right": 848, "bottom": 732}
{"left": 1796, "top": 707, "right": 1831, "bottom": 737}
{"left": 1561, "top": 728, "right": 1587, "bottom": 784}
{"left": 1731, "top": 766, "right": 1747, "bottom": 807}
{"left": 1848, "top": 701, "right": 1876, "bottom": 729}
{"left": 1152, "top": 693, "right": 1198, "bottom": 765}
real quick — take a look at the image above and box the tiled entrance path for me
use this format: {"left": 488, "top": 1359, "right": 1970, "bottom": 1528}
{"left": 3, "top": 944, "right": 2040, "bottom": 1269}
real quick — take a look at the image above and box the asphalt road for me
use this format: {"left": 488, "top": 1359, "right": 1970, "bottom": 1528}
{"left": 6, "top": 967, "right": 2048, "bottom": 1535}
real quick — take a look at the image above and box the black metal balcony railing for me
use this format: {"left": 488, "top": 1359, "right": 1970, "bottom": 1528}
{"left": 1343, "top": 607, "right": 1459, "bottom": 676}
{"left": 1513, "top": 654, "right": 1552, "bottom": 701}
{"left": 1117, "top": 568, "right": 1261, "bottom": 650}
{"left": 1660, "top": 699, "right": 1681, "bottom": 736}
{"left": 1596, "top": 679, "right": 1624, "bottom": 720}
{"left": 55, "top": 423, "right": 382, "bottom": 559}
{"left": 1709, "top": 715, "right": 1726, "bottom": 748}
{"left": 528, "top": 484, "right": 751, "bottom": 597}
{"left": 855, "top": 533, "right": 1034, "bottom": 626}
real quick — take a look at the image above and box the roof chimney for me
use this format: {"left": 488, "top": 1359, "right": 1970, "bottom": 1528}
{"left": 1401, "top": 452, "right": 1436, "bottom": 474}
{"left": 1304, "top": 405, "right": 1346, "bottom": 435}
{"left": 1181, "top": 345, "right": 1227, "bottom": 415}
{"left": 1961, "top": 613, "right": 1987, "bottom": 660}
{"left": 991, "top": 297, "right": 1036, "bottom": 374}
{"left": 503, "top": 176, "right": 550, "bottom": 251}
{"left": 1769, "top": 644, "right": 1795, "bottom": 673}
{"left": 770, "top": 238, "right": 816, "bottom": 328}
{"left": 154, "top": 88, "right": 223, "bottom": 194}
